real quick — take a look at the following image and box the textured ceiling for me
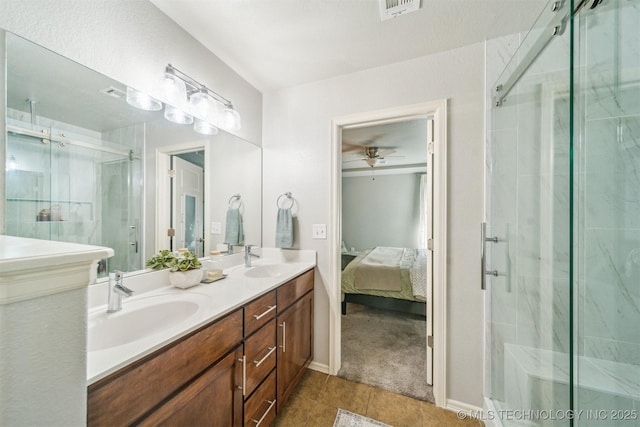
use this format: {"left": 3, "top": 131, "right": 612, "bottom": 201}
{"left": 151, "top": 0, "right": 547, "bottom": 92}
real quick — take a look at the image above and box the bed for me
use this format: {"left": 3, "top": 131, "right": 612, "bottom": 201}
{"left": 341, "top": 246, "right": 427, "bottom": 316}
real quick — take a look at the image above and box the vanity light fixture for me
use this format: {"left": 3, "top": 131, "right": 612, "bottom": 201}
{"left": 164, "top": 104, "right": 194, "bottom": 125}
{"left": 164, "top": 64, "right": 241, "bottom": 133}
{"left": 193, "top": 118, "right": 219, "bottom": 135}
{"left": 125, "top": 87, "right": 162, "bottom": 111}
{"left": 125, "top": 64, "right": 241, "bottom": 134}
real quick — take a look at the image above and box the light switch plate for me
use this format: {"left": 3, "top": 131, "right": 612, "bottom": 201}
{"left": 210, "top": 221, "right": 222, "bottom": 234}
{"left": 312, "top": 224, "right": 327, "bottom": 239}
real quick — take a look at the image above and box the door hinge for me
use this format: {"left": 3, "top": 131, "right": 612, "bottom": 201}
{"left": 428, "top": 141, "right": 435, "bottom": 155}
{"left": 427, "top": 238, "right": 433, "bottom": 251}
{"left": 167, "top": 228, "right": 175, "bottom": 237}
{"left": 168, "top": 169, "right": 176, "bottom": 178}
{"left": 428, "top": 335, "right": 434, "bottom": 348}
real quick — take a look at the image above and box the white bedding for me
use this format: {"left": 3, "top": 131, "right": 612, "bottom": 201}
{"left": 410, "top": 249, "right": 428, "bottom": 299}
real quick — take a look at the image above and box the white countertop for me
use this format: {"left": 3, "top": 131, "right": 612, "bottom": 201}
{"left": 0, "top": 235, "right": 113, "bottom": 272}
{"left": 87, "top": 248, "right": 315, "bottom": 385}
{"left": 0, "top": 235, "right": 113, "bottom": 304}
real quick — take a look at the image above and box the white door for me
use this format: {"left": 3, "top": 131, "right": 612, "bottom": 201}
{"left": 172, "top": 156, "right": 204, "bottom": 256}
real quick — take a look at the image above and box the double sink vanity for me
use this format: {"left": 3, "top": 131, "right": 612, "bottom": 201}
{"left": 86, "top": 248, "right": 315, "bottom": 426}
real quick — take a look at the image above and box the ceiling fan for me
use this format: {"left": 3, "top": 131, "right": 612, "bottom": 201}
{"left": 343, "top": 146, "right": 403, "bottom": 168}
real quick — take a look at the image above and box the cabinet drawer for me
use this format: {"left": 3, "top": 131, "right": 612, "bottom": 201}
{"left": 244, "top": 319, "right": 276, "bottom": 397}
{"left": 277, "top": 269, "right": 313, "bottom": 312}
{"left": 244, "top": 370, "right": 276, "bottom": 427}
{"left": 88, "top": 309, "right": 243, "bottom": 426}
{"left": 244, "top": 290, "right": 276, "bottom": 337}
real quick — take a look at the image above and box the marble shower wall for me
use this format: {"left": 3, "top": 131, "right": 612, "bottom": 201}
{"left": 578, "top": 0, "right": 640, "bottom": 367}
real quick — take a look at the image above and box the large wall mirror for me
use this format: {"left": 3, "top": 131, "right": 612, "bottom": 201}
{"left": 2, "top": 30, "right": 262, "bottom": 278}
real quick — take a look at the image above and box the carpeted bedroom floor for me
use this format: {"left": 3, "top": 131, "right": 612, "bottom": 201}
{"left": 338, "top": 302, "right": 434, "bottom": 403}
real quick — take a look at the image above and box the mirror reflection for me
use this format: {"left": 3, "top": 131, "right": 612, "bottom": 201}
{"left": 3, "top": 31, "right": 262, "bottom": 277}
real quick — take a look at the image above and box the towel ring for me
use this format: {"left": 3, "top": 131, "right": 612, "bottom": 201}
{"left": 228, "top": 194, "right": 243, "bottom": 210}
{"left": 277, "top": 192, "right": 295, "bottom": 209}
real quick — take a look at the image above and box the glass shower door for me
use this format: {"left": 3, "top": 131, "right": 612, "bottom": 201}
{"left": 486, "top": 0, "right": 572, "bottom": 424}
{"left": 5, "top": 119, "right": 143, "bottom": 277}
{"left": 5, "top": 124, "right": 54, "bottom": 240}
{"left": 574, "top": 0, "right": 640, "bottom": 423}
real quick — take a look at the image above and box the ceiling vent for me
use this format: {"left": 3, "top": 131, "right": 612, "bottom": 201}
{"left": 379, "top": 0, "right": 420, "bottom": 21}
{"left": 100, "top": 86, "right": 126, "bottom": 99}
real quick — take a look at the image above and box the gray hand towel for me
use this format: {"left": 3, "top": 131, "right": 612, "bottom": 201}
{"left": 224, "top": 208, "right": 244, "bottom": 245}
{"left": 275, "top": 208, "right": 293, "bottom": 248}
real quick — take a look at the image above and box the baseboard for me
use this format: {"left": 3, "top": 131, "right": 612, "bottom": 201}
{"left": 445, "top": 399, "right": 483, "bottom": 422}
{"left": 308, "top": 361, "right": 330, "bottom": 374}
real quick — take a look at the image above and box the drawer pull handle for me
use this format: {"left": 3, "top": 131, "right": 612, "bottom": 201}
{"left": 279, "top": 322, "right": 286, "bottom": 353}
{"left": 253, "top": 305, "right": 276, "bottom": 320}
{"left": 252, "top": 399, "right": 276, "bottom": 426}
{"left": 237, "top": 355, "right": 246, "bottom": 396}
{"left": 253, "top": 347, "right": 276, "bottom": 367}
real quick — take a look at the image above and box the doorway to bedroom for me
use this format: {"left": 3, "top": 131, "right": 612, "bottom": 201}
{"left": 340, "top": 117, "right": 431, "bottom": 402}
{"left": 330, "top": 100, "right": 447, "bottom": 406}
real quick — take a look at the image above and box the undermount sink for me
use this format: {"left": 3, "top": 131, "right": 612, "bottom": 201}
{"left": 244, "top": 263, "right": 297, "bottom": 279}
{"left": 88, "top": 293, "right": 208, "bottom": 352}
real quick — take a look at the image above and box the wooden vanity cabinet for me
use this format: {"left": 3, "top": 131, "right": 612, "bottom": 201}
{"left": 87, "top": 268, "right": 314, "bottom": 426}
{"left": 87, "top": 309, "right": 243, "bottom": 426}
{"left": 276, "top": 269, "right": 314, "bottom": 412}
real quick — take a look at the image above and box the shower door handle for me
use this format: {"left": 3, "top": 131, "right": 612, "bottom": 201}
{"left": 481, "top": 222, "right": 510, "bottom": 292}
{"left": 481, "top": 222, "right": 500, "bottom": 290}
{"left": 129, "top": 225, "right": 139, "bottom": 253}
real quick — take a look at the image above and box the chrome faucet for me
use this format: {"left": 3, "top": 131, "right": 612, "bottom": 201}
{"left": 244, "top": 245, "right": 260, "bottom": 267}
{"left": 107, "top": 271, "right": 134, "bottom": 313}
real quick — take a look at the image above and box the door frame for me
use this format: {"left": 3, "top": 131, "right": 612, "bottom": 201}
{"left": 156, "top": 141, "right": 209, "bottom": 254}
{"left": 329, "top": 99, "right": 448, "bottom": 407}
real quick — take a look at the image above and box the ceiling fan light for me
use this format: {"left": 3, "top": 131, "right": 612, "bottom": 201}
{"left": 365, "top": 158, "right": 379, "bottom": 167}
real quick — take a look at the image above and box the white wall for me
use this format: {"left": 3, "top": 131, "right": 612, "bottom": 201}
{"left": 262, "top": 42, "right": 486, "bottom": 407}
{"left": 1, "top": 288, "right": 88, "bottom": 426}
{"left": 342, "top": 173, "right": 421, "bottom": 251}
{"left": 0, "top": 0, "right": 262, "bottom": 145}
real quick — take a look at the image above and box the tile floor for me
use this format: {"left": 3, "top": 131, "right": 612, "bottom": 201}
{"left": 274, "top": 369, "right": 484, "bottom": 427}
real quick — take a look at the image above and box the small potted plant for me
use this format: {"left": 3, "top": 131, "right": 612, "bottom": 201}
{"left": 146, "top": 249, "right": 203, "bottom": 288}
